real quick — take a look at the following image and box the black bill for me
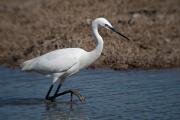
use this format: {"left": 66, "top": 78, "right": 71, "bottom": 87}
{"left": 106, "top": 25, "right": 130, "bottom": 41}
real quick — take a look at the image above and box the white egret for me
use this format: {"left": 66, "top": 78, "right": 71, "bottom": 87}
{"left": 21, "top": 17, "right": 129, "bottom": 102}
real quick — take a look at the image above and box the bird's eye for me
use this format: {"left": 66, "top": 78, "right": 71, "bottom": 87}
{"left": 105, "top": 24, "right": 109, "bottom": 27}
{"left": 104, "top": 24, "right": 111, "bottom": 29}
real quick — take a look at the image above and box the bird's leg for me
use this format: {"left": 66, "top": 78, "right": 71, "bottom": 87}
{"left": 53, "top": 81, "right": 62, "bottom": 98}
{"left": 71, "top": 92, "right": 73, "bottom": 102}
{"left": 54, "top": 89, "right": 85, "bottom": 102}
{"left": 46, "top": 81, "right": 63, "bottom": 102}
{"left": 45, "top": 84, "right": 54, "bottom": 100}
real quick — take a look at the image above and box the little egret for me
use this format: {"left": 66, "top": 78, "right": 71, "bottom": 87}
{"left": 21, "top": 17, "right": 129, "bottom": 102}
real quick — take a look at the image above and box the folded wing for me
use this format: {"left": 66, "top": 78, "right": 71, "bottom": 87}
{"left": 21, "top": 50, "right": 79, "bottom": 74}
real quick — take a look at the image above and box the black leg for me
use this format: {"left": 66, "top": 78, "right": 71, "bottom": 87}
{"left": 53, "top": 81, "right": 62, "bottom": 97}
{"left": 54, "top": 89, "right": 85, "bottom": 102}
{"left": 71, "top": 92, "right": 73, "bottom": 102}
{"left": 45, "top": 84, "right": 54, "bottom": 100}
{"left": 45, "top": 81, "right": 63, "bottom": 101}
{"left": 45, "top": 82, "right": 85, "bottom": 102}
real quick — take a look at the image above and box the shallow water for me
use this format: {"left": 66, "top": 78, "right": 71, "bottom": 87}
{"left": 0, "top": 67, "right": 180, "bottom": 120}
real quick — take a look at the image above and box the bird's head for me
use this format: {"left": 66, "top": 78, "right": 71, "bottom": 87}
{"left": 93, "top": 17, "right": 130, "bottom": 41}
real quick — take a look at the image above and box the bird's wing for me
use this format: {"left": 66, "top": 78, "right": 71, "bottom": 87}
{"left": 22, "top": 53, "right": 79, "bottom": 74}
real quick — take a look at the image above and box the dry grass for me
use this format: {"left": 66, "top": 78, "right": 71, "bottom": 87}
{"left": 0, "top": 0, "right": 180, "bottom": 69}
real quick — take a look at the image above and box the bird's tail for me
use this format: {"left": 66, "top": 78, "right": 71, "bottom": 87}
{"left": 21, "top": 59, "right": 35, "bottom": 71}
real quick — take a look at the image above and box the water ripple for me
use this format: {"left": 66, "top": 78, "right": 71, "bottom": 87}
{"left": 0, "top": 67, "right": 180, "bottom": 120}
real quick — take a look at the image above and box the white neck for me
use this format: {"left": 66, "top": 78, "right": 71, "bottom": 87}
{"left": 89, "top": 21, "right": 104, "bottom": 61}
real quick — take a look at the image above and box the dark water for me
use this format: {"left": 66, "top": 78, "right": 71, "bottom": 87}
{"left": 0, "top": 67, "right": 180, "bottom": 120}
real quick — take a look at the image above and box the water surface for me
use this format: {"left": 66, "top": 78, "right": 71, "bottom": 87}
{"left": 0, "top": 67, "right": 180, "bottom": 120}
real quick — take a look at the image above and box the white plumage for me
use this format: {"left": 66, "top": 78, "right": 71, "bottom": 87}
{"left": 21, "top": 17, "right": 129, "bottom": 101}
{"left": 22, "top": 48, "right": 88, "bottom": 82}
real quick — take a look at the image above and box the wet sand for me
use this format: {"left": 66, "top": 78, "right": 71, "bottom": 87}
{"left": 0, "top": 0, "right": 180, "bottom": 69}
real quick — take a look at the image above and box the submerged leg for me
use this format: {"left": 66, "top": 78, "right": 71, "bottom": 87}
{"left": 45, "top": 79, "right": 85, "bottom": 102}
{"left": 46, "top": 80, "right": 63, "bottom": 101}
{"left": 53, "top": 81, "right": 62, "bottom": 97}
{"left": 45, "top": 84, "right": 54, "bottom": 100}
{"left": 54, "top": 89, "right": 85, "bottom": 102}
{"left": 71, "top": 92, "right": 73, "bottom": 102}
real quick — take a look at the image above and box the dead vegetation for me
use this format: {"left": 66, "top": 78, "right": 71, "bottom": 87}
{"left": 0, "top": 0, "right": 180, "bottom": 69}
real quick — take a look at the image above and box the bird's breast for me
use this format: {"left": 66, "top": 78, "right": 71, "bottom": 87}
{"left": 79, "top": 52, "right": 97, "bottom": 69}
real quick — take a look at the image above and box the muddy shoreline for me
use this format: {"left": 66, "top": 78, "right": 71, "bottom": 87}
{"left": 0, "top": 0, "right": 180, "bottom": 69}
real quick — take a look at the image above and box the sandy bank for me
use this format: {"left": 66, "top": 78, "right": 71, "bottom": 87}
{"left": 0, "top": 0, "right": 179, "bottom": 69}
